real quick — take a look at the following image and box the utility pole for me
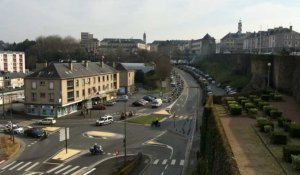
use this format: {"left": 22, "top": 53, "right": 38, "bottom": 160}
{"left": 9, "top": 94, "right": 14, "bottom": 144}
{"left": 123, "top": 101, "right": 127, "bottom": 166}
{"left": 2, "top": 90, "right": 5, "bottom": 118}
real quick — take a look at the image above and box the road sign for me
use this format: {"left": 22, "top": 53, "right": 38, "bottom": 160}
{"left": 86, "top": 100, "right": 92, "bottom": 109}
{"left": 161, "top": 81, "right": 167, "bottom": 88}
{"left": 59, "top": 127, "right": 69, "bottom": 141}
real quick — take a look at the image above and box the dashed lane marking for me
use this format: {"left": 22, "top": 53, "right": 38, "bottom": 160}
{"left": 83, "top": 168, "right": 96, "bottom": 175}
{"left": 9, "top": 161, "right": 23, "bottom": 170}
{"left": 162, "top": 159, "right": 167, "bottom": 165}
{"left": 71, "top": 167, "right": 88, "bottom": 175}
{"left": 46, "top": 164, "right": 64, "bottom": 173}
{"left": 25, "top": 162, "right": 39, "bottom": 171}
{"left": 171, "top": 159, "right": 176, "bottom": 165}
{"left": 0, "top": 160, "right": 5, "bottom": 165}
{"left": 1, "top": 161, "right": 16, "bottom": 170}
{"left": 180, "top": 160, "right": 185, "bottom": 166}
{"left": 17, "top": 162, "right": 32, "bottom": 171}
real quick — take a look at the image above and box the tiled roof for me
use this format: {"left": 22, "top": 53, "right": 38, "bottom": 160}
{"left": 26, "top": 62, "right": 117, "bottom": 79}
{"left": 0, "top": 72, "right": 26, "bottom": 79}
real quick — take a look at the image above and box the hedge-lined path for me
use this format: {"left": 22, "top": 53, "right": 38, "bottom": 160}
{"left": 271, "top": 95, "right": 300, "bottom": 123}
{"left": 216, "top": 105, "right": 284, "bottom": 175}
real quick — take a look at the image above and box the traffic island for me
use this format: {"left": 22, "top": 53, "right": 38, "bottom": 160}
{"left": 0, "top": 135, "right": 21, "bottom": 164}
{"left": 48, "top": 148, "right": 81, "bottom": 163}
{"left": 84, "top": 131, "right": 123, "bottom": 139}
{"left": 42, "top": 127, "right": 60, "bottom": 132}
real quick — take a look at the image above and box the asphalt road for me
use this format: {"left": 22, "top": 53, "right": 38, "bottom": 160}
{"left": 0, "top": 68, "right": 203, "bottom": 175}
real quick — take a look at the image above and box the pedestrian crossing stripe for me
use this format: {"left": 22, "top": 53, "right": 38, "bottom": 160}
{"left": 171, "top": 159, "right": 176, "bottom": 165}
{"left": 1, "top": 161, "right": 89, "bottom": 175}
{"left": 150, "top": 159, "right": 184, "bottom": 166}
{"left": 153, "top": 159, "right": 159, "bottom": 165}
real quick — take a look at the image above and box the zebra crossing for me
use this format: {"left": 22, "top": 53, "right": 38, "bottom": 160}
{"left": 148, "top": 159, "right": 185, "bottom": 166}
{"left": 0, "top": 160, "right": 90, "bottom": 175}
{"left": 177, "top": 115, "right": 192, "bottom": 120}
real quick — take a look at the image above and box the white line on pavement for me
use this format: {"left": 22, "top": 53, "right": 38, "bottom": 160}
{"left": 180, "top": 160, "right": 185, "bottom": 166}
{"left": 1, "top": 161, "right": 16, "bottom": 170}
{"left": 9, "top": 161, "right": 23, "bottom": 170}
{"left": 0, "top": 160, "right": 5, "bottom": 165}
{"left": 153, "top": 159, "right": 159, "bottom": 165}
{"left": 171, "top": 159, "right": 176, "bottom": 165}
{"left": 71, "top": 167, "right": 87, "bottom": 175}
{"left": 55, "top": 165, "right": 72, "bottom": 174}
{"left": 63, "top": 165, "right": 80, "bottom": 175}
{"left": 162, "top": 159, "right": 167, "bottom": 165}
{"left": 17, "top": 162, "right": 32, "bottom": 171}
{"left": 25, "top": 162, "right": 39, "bottom": 171}
{"left": 83, "top": 168, "right": 96, "bottom": 175}
{"left": 46, "top": 164, "right": 64, "bottom": 173}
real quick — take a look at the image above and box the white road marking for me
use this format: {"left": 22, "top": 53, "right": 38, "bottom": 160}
{"left": 83, "top": 168, "right": 96, "bottom": 175}
{"left": 144, "top": 159, "right": 149, "bottom": 164}
{"left": 164, "top": 165, "right": 168, "bottom": 170}
{"left": 71, "top": 167, "right": 87, "bottom": 175}
{"left": 1, "top": 161, "right": 16, "bottom": 170}
{"left": 171, "top": 159, "right": 176, "bottom": 165}
{"left": 9, "top": 161, "right": 23, "bottom": 170}
{"left": 63, "top": 165, "right": 80, "bottom": 175}
{"left": 25, "top": 162, "right": 39, "bottom": 171}
{"left": 153, "top": 159, "right": 159, "bottom": 165}
{"left": 180, "top": 160, "right": 184, "bottom": 166}
{"left": 161, "top": 172, "right": 164, "bottom": 175}
{"left": 0, "top": 160, "right": 5, "bottom": 164}
{"left": 162, "top": 159, "right": 167, "bottom": 165}
{"left": 46, "top": 164, "right": 64, "bottom": 173}
{"left": 17, "top": 162, "right": 32, "bottom": 171}
{"left": 55, "top": 165, "right": 72, "bottom": 174}
{"left": 179, "top": 116, "right": 183, "bottom": 119}
{"left": 107, "top": 153, "right": 111, "bottom": 155}
{"left": 183, "top": 116, "right": 188, "bottom": 119}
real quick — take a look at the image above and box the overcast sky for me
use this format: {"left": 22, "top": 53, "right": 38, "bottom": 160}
{"left": 1, "top": 0, "right": 299, "bottom": 43}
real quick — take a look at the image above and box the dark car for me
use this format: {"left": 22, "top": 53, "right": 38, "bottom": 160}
{"left": 104, "top": 100, "right": 116, "bottom": 106}
{"left": 143, "top": 95, "right": 156, "bottom": 102}
{"left": 24, "top": 128, "right": 47, "bottom": 138}
{"left": 132, "top": 100, "right": 144, "bottom": 107}
{"left": 92, "top": 104, "right": 107, "bottom": 110}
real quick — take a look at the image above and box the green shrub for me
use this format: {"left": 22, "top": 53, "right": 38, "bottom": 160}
{"left": 278, "top": 118, "right": 292, "bottom": 128}
{"left": 263, "top": 106, "right": 275, "bottom": 116}
{"left": 249, "top": 95, "right": 258, "bottom": 101}
{"left": 271, "top": 131, "right": 288, "bottom": 145}
{"left": 264, "top": 125, "right": 273, "bottom": 133}
{"left": 292, "top": 154, "right": 300, "bottom": 170}
{"left": 248, "top": 108, "right": 258, "bottom": 115}
{"left": 258, "top": 101, "right": 269, "bottom": 110}
{"left": 261, "top": 94, "right": 271, "bottom": 101}
{"left": 227, "top": 100, "right": 238, "bottom": 106}
{"left": 244, "top": 103, "right": 255, "bottom": 109}
{"left": 224, "top": 97, "right": 235, "bottom": 101}
{"left": 253, "top": 98, "right": 262, "bottom": 105}
{"left": 256, "top": 117, "right": 274, "bottom": 132}
{"left": 241, "top": 100, "right": 250, "bottom": 107}
{"left": 237, "top": 96, "right": 247, "bottom": 103}
{"left": 229, "top": 105, "right": 242, "bottom": 115}
{"left": 270, "top": 110, "right": 283, "bottom": 119}
{"left": 289, "top": 124, "right": 300, "bottom": 138}
{"left": 283, "top": 144, "right": 300, "bottom": 162}
{"left": 274, "top": 94, "right": 283, "bottom": 101}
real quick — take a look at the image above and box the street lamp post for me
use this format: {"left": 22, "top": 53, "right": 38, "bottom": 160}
{"left": 267, "top": 62, "right": 271, "bottom": 89}
{"left": 123, "top": 101, "right": 127, "bottom": 166}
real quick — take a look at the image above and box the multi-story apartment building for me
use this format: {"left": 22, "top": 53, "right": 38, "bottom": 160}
{"left": 80, "top": 32, "right": 99, "bottom": 53}
{"left": 99, "top": 37, "right": 147, "bottom": 57}
{"left": 190, "top": 34, "right": 216, "bottom": 55}
{"left": 24, "top": 61, "right": 119, "bottom": 118}
{"left": 115, "top": 63, "right": 135, "bottom": 94}
{"left": 0, "top": 72, "right": 25, "bottom": 89}
{"left": 0, "top": 51, "right": 25, "bottom": 73}
{"left": 243, "top": 26, "right": 300, "bottom": 54}
{"left": 220, "top": 20, "right": 247, "bottom": 53}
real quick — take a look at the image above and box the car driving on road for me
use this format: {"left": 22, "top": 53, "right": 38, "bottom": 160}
{"left": 37, "top": 117, "right": 56, "bottom": 125}
{"left": 4, "top": 124, "right": 24, "bottom": 134}
{"left": 96, "top": 115, "right": 114, "bottom": 126}
{"left": 24, "top": 128, "right": 47, "bottom": 138}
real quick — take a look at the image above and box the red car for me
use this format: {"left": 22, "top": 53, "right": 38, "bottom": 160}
{"left": 92, "top": 104, "right": 106, "bottom": 110}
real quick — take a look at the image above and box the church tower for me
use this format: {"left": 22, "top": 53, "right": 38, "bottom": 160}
{"left": 143, "top": 32, "right": 146, "bottom": 43}
{"left": 238, "top": 20, "right": 242, "bottom": 34}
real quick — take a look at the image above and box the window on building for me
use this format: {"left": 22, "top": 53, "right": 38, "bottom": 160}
{"left": 98, "top": 86, "right": 100, "bottom": 91}
{"left": 49, "top": 93, "right": 54, "bottom": 102}
{"left": 67, "top": 91, "right": 74, "bottom": 102}
{"left": 40, "top": 93, "right": 46, "bottom": 98}
{"left": 102, "top": 76, "right": 105, "bottom": 81}
{"left": 76, "top": 91, "right": 79, "bottom": 98}
{"left": 98, "top": 76, "right": 101, "bottom": 82}
{"left": 67, "top": 80, "right": 74, "bottom": 90}
{"left": 107, "top": 75, "right": 109, "bottom": 81}
{"left": 93, "top": 77, "right": 96, "bottom": 84}
{"left": 111, "top": 75, "right": 112, "bottom": 80}
{"left": 87, "top": 78, "right": 90, "bottom": 84}
{"left": 32, "top": 81, "right": 36, "bottom": 89}
{"left": 76, "top": 80, "right": 79, "bottom": 87}
{"left": 32, "top": 93, "right": 36, "bottom": 101}
{"left": 88, "top": 88, "right": 91, "bottom": 95}
{"left": 82, "top": 89, "right": 85, "bottom": 97}
{"left": 49, "top": 81, "right": 54, "bottom": 89}
{"left": 103, "top": 85, "right": 105, "bottom": 90}
{"left": 40, "top": 81, "right": 46, "bottom": 86}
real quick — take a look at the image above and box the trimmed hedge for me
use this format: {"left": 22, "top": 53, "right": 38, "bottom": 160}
{"left": 253, "top": 98, "right": 262, "bottom": 105}
{"left": 263, "top": 106, "right": 275, "bottom": 116}
{"left": 244, "top": 103, "right": 255, "bottom": 109}
{"left": 249, "top": 95, "right": 258, "bottom": 101}
{"left": 227, "top": 100, "right": 238, "bottom": 106}
{"left": 270, "top": 110, "right": 283, "bottom": 119}
{"left": 278, "top": 118, "right": 292, "bottom": 128}
{"left": 292, "top": 154, "right": 300, "bottom": 170}
{"left": 256, "top": 117, "right": 274, "bottom": 132}
{"left": 224, "top": 97, "right": 235, "bottom": 101}
{"left": 289, "top": 124, "right": 300, "bottom": 138}
{"left": 271, "top": 131, "right": 288, "bottom": 145}
{"left": 261, "top": 94, "right": 271, "bottom": 101}
{"left": 240, "top": 99, "right": 250, "bottom": 107}
{"left": 229, "top": 104, "right": 242, "bottom": 115}
{"left": 237, "top": 96, "right": 247, "bottom": 103}
{"left": 258, "top": 101, "right": 269, "bottom": 110}
{"left": 283, "top": 144, "right": 300, "bottom": 163}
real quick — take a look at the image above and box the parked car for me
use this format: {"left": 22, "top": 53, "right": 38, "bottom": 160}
{"left": 92, "top": 104, "right": 106, "bottom": 110}
{"left": 151, "top": 98, "right": 163, "bottom": 108}
{"left": 96, "top": 115, "right": 114, "bottom": 126}
{"left": 4, "top": 124, "right": 24, "bottom": 134}
{"left": 143, "top": 95, "right": 156, "bottom": 102}
{"left": 13, "top": 97, "right": 25, "bottom": 103}
{"left": 116, "top": 95, "right": 129, "bottom": 102}
{"left": 38, "top": 117, "right": 56, "bottom": 125}
{"left": 104, "top": 100, "right": 116, "bottom": 106}
{"left": 24, "top": 128, "right": 47, "bottom": 138}
{"left": 132, "top": 100, "right": 144, "bottom": 107}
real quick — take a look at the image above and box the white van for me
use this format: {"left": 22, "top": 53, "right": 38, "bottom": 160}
{"left": 96, "top": 115, "right": 114, "bottom": 126}
{"left": 151, "top": 98, "right": 163, "bottom": 108}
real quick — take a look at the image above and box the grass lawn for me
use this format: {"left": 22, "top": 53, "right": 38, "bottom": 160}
{"left": 127, "top": 114, "right": 166, "bottom": 124}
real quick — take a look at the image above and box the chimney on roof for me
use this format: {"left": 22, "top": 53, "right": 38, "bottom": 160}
{"left": 69, "top": 61, "right": 73, "bottom": 70}
{"left": 112, "top": 62, "right": 116, "bottom": 68}
{"left": 290, "top": 26, "right": 293, "bottom": 31}
{"left": 101, "top": 56, "right": 104, "bottom": 68}
{"left": 85, "top": 60, "right": 89, "bottom": 68}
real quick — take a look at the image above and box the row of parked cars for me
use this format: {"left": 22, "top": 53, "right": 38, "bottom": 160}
{"left": 132, "top": 95, "right": 163, "bottom": 108}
